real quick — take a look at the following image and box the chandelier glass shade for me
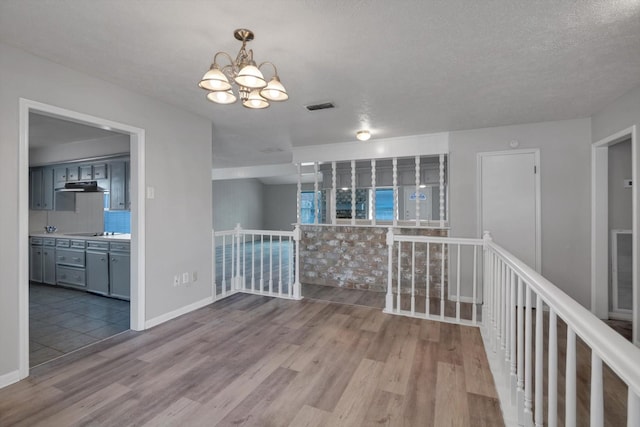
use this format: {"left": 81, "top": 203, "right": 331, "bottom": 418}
{"left": 199, "top": 29, "right": 288, "bottom": 109}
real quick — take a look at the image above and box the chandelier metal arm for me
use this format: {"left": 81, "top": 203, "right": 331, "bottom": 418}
{"left": 212, "top": 51, "right": 236, "bottom": 71}
{"left": 258, "top": 61, "right": 280, "bottom": 79}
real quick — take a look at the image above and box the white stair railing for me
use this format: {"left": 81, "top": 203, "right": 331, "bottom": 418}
{"left": 212, "top": 224, "right": 302, "bottom": 302}
{"left": 384, "top": 227, "right": 483, "bottom": 324}
{"left": 483, "top": 231, "right": 640, "bottom": 427}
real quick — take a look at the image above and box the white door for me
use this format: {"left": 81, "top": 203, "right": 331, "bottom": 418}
{"left": 403, "top": 187, "right": 432, "bottom": 220}
{"left": 478, "top": 150, "right": 541, "bottom": 272}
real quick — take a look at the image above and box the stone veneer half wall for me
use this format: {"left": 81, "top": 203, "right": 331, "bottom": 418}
{"left": 299, "top": 225, "right": 448, "bottom": 293}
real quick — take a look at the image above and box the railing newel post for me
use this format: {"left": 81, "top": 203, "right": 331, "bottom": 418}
{"left": 292, "top": 224, "right": 302, "bottom": 300}
{"left": 385, "top": 227, "right": 394, "bottom": 313}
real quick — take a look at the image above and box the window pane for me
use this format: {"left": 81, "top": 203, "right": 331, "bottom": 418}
{"left": 375, "top": 188, "right": 394, "bottom": 220}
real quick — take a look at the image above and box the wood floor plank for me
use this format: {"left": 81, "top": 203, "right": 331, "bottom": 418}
{"left": 360, "top": 389, "right": 405, "bottom": 427}
{"left": 31, "top": 383, "right": 131, "bottom": 427}
{"left": 140, "top": 397, "right": 202, "bottom": 427}
{"left": 400, "top": 339, "right": 439, "bottom": 425}
{"left": 434, "top": 362, "right": 470, "bottom": 427}
{"left": 217, "top": 367, "right": 298, "bottom": 426}
{"left": 287, "top": 405, "right": 332, "bottom": 427}
{"left": 378, "top": 323, "right": 420, "bottom": 395}
{"left": 328, "top": 358, "right": 385, "bottom": 425}
{"left": 459, "top": 325, "right": 498, "bottom": 398}
{"left": 466, "top": 392, "right": 504, "bottom": 427}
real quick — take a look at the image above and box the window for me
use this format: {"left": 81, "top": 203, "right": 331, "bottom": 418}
{"left": 372, "top": 188, "right": 394, "bottom": 220}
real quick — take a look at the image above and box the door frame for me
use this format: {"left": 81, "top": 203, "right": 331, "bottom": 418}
{"left": 591, "top": 125, "right": 638, "bottom": 346}
{"left": 476, "top": 149, "right": 542, "bottom": 273}
{"left": 18, "top": 98, "right": 146, "bottom": 379}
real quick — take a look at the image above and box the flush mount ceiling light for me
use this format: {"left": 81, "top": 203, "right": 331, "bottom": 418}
{"left": 199, "top": 29, "right": 288, "bottom": 109}
{"left": 356, "top": 130, "right": 371, "bottom": 141}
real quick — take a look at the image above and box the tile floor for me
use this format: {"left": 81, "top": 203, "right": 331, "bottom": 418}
{"left": 29, "top": 283, "right": 130, "bottom": 367}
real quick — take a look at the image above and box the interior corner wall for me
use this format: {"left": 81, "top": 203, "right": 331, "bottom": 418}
{"left": 0, "top": 42, "right": 213, "bottom": 381}
{"left": 591, "top": 84, "right": 640, "bottom": 142}
{"left": 212, "top": 178, "right": 264, "bottom": 231}
{"left": 449, "top": 118, "right": 592, "bottom": 308}
{"left": 263, "top": 184, "right": 297, "bottom": 231}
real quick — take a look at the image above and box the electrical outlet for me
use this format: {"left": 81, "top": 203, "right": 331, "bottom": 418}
{"left": 182, "top": 272, "right": 189, "bottom": 284}
{"left": 173, "top": 275, "right": 180, "bottom": 287}
{"left": 191, "top": 271, "right": 198, "bottom": 282}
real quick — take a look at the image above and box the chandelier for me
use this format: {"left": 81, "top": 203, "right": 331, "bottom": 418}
{"left": 198, "top": 29, "right": 288, "bottom": 109}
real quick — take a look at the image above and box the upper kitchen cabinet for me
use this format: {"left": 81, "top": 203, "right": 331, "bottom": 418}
{"left": 80, "top": 165, "right": 92, "bottom": 180}
{"left": 109, "top": 160, "right": 129, "bottom": 210}
{"left": 93, "top": 164, "right": 107, "bottom": 180}
{"left": 30, "top": 167, "right": 54, "bottom": 210}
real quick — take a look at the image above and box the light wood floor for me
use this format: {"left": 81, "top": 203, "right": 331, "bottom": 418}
{"left": 0, "top": 293, "right": 503, "bottom": 427}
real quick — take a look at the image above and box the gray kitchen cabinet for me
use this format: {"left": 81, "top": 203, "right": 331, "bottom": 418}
{"left": 109, "top": 242, "right": 130, "bottom": 300}
{"left": 110, "top": 161, "right": 127, "bottom": 210}
{"left": 54, "top": 167, "right": 68, "bottom": 183}
{"left": 93, "top": 164, "right": 107, "bottom": 179}
{"left": 30, "top": 167, "right": 54, "bottom": 210}
{"left": 42, "top": 238, "right": 56, "bottom": 285}
{"left": 56, "top": 239, "right": 86, "bottom": 288}
{"left": 66, "top": 166, "right": 80, "bottom": 181}
{"left": 80, "top": 165, "right": 93, "bottom": 180}
{"left": 86, "top": 241, "right": 109, "bottom": 296}
{"left": 29, "top": 239, "right": 43, "bottom": 282}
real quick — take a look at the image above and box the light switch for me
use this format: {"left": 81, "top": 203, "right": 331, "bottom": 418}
{"left": 146, "top": 186, "right": 155, "bottom": 199}
{"left": 624, "top": 179, "right": 633, "bottom": 188}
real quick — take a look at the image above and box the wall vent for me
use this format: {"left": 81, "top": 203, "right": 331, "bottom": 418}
{"left": 305, "top": 102, "right": 335, "bottom": 111}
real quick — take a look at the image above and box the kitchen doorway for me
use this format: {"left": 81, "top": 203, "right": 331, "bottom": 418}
{"left": 18, "top": 99, "right": 146, "bottom": 379}
{"left": 592, "top": 126, "right": 638, "bottom": 346}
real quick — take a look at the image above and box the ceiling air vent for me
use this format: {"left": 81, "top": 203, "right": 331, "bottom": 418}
{"left": 305, "top": 102, "right": 335, "bottom": 111}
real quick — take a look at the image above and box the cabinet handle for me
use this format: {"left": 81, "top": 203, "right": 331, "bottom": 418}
{"left": 72, "top": 257, "right": 81, "bottom": 262}
{"left": 101, "top": 257, "right": 106, "bottom": 262}
{"left": 112, "top": 258, "right": 117, "bottom": 262}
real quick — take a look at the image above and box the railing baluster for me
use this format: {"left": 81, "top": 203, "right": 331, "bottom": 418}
{"left": 456, "top": 244, "right": 461, "bottom": 321}
{"left": 288, "top": 236, "right": 293, "bottom": 297}
{"left": 510, "top": 269, "right": 517, "bottom": 403}
{"left": 222, "top": 235, "right": 227, "bottom": 294}
{"left": 260, "top": 234, "right": 264, "bottom": 292}
{"left": 535, "top": 294, "right": 543, "bottom": 427}
{"left": 548, "top": 309, "right": 557, "bottom": 427}
{"left": 566, "top": 326, "right": 577, "bottom": 427}
{"left": 411, "top": 241, "right": 416, "bottom": 315}
{"left": 269, "top": 235, "right": 273, "bottom": 294}
{"left": 495, "top": 257, "right": 501, "bottom": 353}
{"left": 629, "top": 391, "right": 640, "bottom": 427}
{"left": 242, "top": 232, "right": 246, "bottom": 290}
{"left": 440, "top": 242, "right": 445, "bottom": 319}
{"left": 251, "top": 233, "right": 255, "bottom": 292}
{"left": 397, "top": 241, "right": 402, "bottom": 313}
{"left": 591, "top": 352, "right": 604, "bottom": 427}
{"left": 278, "top": 235, "right": 283, "bottom": 296}
{"left": 504, "top": 265, "right": 511, "bottom": 382}
{"left": 517, "top": 276, "right": 525, "bottom": 423}
{"left": 230, "top": 234, "right": 234, "bottom": 291}
{"left": 524, "top": 283, "right": 533, "bottom": 424}
{"left": 385, "top": 228, "right": 394, "bottom": 313}
{"left": 426, "top": 242, "right": 431, "bottom": 317}
{"left": 213, "top": 232, "right": 217, "bottom": 300}
{"left": 472, "top": 244, "right": 477, "bottom": 324}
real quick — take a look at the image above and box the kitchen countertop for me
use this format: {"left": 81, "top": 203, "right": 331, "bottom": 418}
{"left": 30, "top": 232, "right": 131, "bottom": 242}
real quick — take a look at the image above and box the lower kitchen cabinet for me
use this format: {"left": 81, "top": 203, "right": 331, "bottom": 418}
{"left": 86, "top": 250, "right": 110, "bottom": 295}
{"left": 42, "top": 242, "right": 56, "bottom": 285}
{"left": 109, "top": 242, "right": 130, "bottom": 300}
{"left": 29, "top": 244, "right": 43, "bottom": 283}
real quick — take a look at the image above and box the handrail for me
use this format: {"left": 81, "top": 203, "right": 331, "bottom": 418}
{"left": 487, "top": 239, "right": 640, "bottom": 396}
{"left": 239, "top": 228, "right": 294, "bottom": 237}
{"left": 393, "top": 234, "right": 483, "bottom": 246}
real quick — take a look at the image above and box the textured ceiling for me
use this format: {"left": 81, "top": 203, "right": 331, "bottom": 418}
{"left": 2, "top": 0, "right": 640, "bottom": 167}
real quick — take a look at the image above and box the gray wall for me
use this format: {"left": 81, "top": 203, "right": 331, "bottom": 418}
{"left": 263, "top": 184, "right": 297, "bottom": 231}
{"left": 449, "top": 118, "right": 592, "bottom": 307}
{"left": 29, "top": 133, "right": 130, "bottom": 166}
{"left": 0, "top": 42, "right": 213, "bottom": 379}
{"left": 592, "top": 84, "right": 640, "bottom": 143}
{"left": 608, "top": 139, "right": 632, "bottom": 231}
{"left": 212, "top": 179, "right": 264, "bottom": 231}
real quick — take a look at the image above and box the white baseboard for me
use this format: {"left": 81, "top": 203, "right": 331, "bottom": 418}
{"left": 145, "top": 296, "right": 214, "bottom": 329}
{"left": 0, "top": 369, "right": 20, "bottom": 389}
